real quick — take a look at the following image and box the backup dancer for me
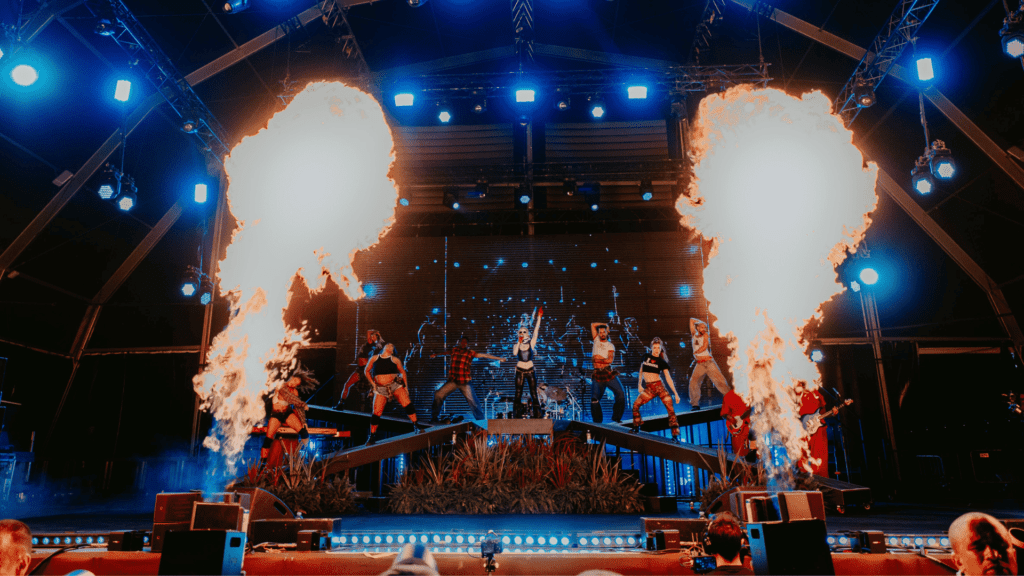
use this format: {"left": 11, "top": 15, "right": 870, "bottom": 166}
{"left": 590, "top": 322, "right": 626, "bottom": 423}
{"left": 430, "top": 336, "right": 505, "bottom": 423}
{"left": 364, "top": 343, "right": 425, "bottom": 445}
{"left": 512, "top": 308, "right": 544, "bottom": 419}
{"left": 260, "top": 367, "right": 318, "bottom": 465}
{"left": 688, "top": 317, "right": 730, "bottom": 410}
{"left": 631, "top": 337, "right": 681, "bottom": 442}
{"left": 337, "top": 329, "right": 382, "bottom": 411}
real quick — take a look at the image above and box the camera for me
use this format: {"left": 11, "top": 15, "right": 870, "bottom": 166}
{"left": 481, "top": 532, "right": 503, "bottom": 558}
{"left": 692, "top": 555, "right": 717, "bottom": 574}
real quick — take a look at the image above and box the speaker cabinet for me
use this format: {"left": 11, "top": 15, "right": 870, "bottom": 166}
{"left": 230, "top": 487, "right": 294, "bottom": 521}
{"left": 191, "top": 502, "right": 244, "bottom": 531}
{"left": 108, "top": 530, "right": 146, "bottom": 551}
{"left": 151, "top": 522, "right": 190, "bottom": 553}
{"left": 773, "top": 491, "right": 826, "bottom": 522}
{"left": 158, "top": 530, "right": 245, "bottom": 576}
{"left": 746, "top": 520, "right": 835, "bottom": 575}
{"left": 249, "top": 518, "right": 341, "bottom": 545}
{"left": 853, "top": 530, "right": 886, "bottom": 554}
{"left": 154, "top": 492, "right": 204, "bottom": 523}
{"left": 641, "top": 518, "right": 708, "bottom": 543}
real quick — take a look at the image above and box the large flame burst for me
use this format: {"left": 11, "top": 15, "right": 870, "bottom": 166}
{"left": 193, "top": 82, "right": 398, "bottom": 471}
{"left": 677, "top": 86, "right": 878, "bottom": 480}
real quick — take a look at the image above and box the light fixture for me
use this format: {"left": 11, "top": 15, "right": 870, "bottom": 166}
{"left": 1000, "top": 11, "right": 1024, "bottom": 58}
{"left": 223, "top": 0, "right": 250, "bottom": 13}
{"left": 810, "top": 348, "right": 824, "bottom": 363}
{"left": 117, "top": 178, "right": 137, "bottom": 211}
{"left": 515, "top": 88, "right": 536, "bottom": 103}
{"left": 199, "top": 276, "right": 214, "bottom": 305}
{"left": 181, "top": 267, "right": 199, "bottom": 297}
{"left": 581, "top": 182, "right": 600, "bottom": 211}
{"left": 114, "top": 79, "right": 131, "bottom": 102}
{"left": 639, "top": 179, "right": 653, "bottom": 201}
{"left": 407, "top": 0, "right": 429, "bottom": 6}
{"left": 588, "top": 96, "right": 606, "bottom": 119}
{"left": 911, "top": 156, "right": 934, "bottom": 194}
{"left": 10, "top": 64, "right": 38, "bottom": 87}
{"left": 915, "top": 57, "right": 934, "bottom": 82}
{"left": 562, "top": 179, "right": 577, "bottom": 196}
{"left": 859, "top": 268, "right": 879, "bottom": 285}
{"left": 467, "top": 179, "right": 488, "bottom": 198}
{"left": 194, "top": 183, "right": 208, "bottom": 203}
{"left": 627, "top": 85, "right": 648, "bottom": 99}
{"left": 517, "top": 183, "right": 532, "bottom": 207}
{"left": 437, "top": 101, "right": 452, "bottom": 123}
{"left": 96, "top": 164, "right": 120, "bottom": 200}
{"left": 554, "top": 88, "right": 571, "bottom": 111}
{"left": 928, "top": 140, "right": 955, "bottom": 180}
{"left": 94, "top": 18, "right": 118, "bottom": 36}
{"left": 181, "top": 119, "right": 198, "bottom": 134}
{"left": 471, "top": 93, "right": 487, "bottom": 114}
{"left": 399, "top": 197, "right": 410, "bottom": 206}
{"left": 854, "top": 78, "right": 875, "bottom": 108}
{"left": 442, "top": 189, "right": 459, "bottom": 210}
{"left": 394, "top": 93, "right": 414, "bottom": 107}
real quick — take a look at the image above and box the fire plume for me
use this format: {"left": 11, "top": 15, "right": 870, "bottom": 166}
{"left": 193, "top": 82, "right": 398, "bottom": 470}
{"left": 677, "top": 86, "right": 877, "bottom": 478}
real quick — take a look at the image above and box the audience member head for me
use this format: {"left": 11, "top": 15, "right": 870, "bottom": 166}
{"left": 949, "top": 512, "right": 1018, "bottom": 576}
{"left": 0, "top": 519, "right": 32, "bottom": 576}
{"left": 379, "top": 543, "right": 439, "bottom": 576}
{"left": 706, "top": 511, "right": 744, "bottom": 565}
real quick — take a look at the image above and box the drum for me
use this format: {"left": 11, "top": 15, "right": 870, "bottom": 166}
{"left": 539, "top": 384, "right": 568, "bottom": 402}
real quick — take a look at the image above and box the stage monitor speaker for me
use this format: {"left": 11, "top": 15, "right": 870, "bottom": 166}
{"left": 853, "top": 530, "right": 886, "bottom": 554}
{"left": 641, "top": 518, "right": 708, "bottom": 543}
{"left": 730, "top": 489, "right": 770, "bottom": 523}
{"left": 297, "top": 530, "right": 328, "bottom": 552}
{"left": 158, "top": 530, "right": 245, "bottom": 576}
{"left": 747, "top": 520, "right": 834, "bottom": 575}
{"left": 191, "top": 502, "right": 244, "bottom": 531}
{"left": 773, "top": 491, "right": 826, "bottom": 522}
{"left": 151, "top": 522, "right": 189, "bottom": 553}
{"left": 230, "top": 486, "right": 294, "bottom": 521}
{"left": 154, "top": 492, "right": 204, "bottom": 523}
{"left": 107, "top": 530, "right": 146, "bottom": 551}
{"left": 250, "top": 518, "right": 341, "bottom": 545}
{"left": 644, "top": 495, "right": 677, "bottom": 514}
{"left": 745, "top": 497, "right": 778, "bottom": 523}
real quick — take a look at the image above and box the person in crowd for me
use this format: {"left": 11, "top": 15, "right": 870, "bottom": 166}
{"left": 949, "top": 512, "right": 1018, "bottom": 576}
{"left": 0, "top": 519, "right": 32, "bottom": 576}
{"left": 705, "top": 512, "right": 754, "bottom": 575}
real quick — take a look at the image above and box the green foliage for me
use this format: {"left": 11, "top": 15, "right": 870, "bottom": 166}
{"left": 388, "top": 432, "right": 643, "bottom": 514}
{"left": 233, "top": 450, "right": 357, "bottom": 517}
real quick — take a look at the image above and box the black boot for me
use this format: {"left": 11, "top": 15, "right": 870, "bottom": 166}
{"left": 365, "top": 432, "right": 377, "bottom": 446}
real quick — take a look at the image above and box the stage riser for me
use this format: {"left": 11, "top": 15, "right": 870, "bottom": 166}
{"left": 27, "top": 550, "right": 957, "bottom": 575}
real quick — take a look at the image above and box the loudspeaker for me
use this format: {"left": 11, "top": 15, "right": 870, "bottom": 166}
{"left": 150, "top": 522, "right": 190, "bottom": 553}
{"left": 644, "top": 496, "right": 678, "bottom": 514}
{"left": 730, "top": 489, "right": 770, "bottom": 523}
{"left": 158, "top": 530, "right": 245, "bottom": 576}
{"left": 154, "top": 492, "right": 204, "bottom": 523}
{"left": 641, "top": 518, "right": 708, "bottom": 543}
{"left": 745, "top": 497, "right": 778, "bottom": 523}
{"left": 191, "top": 502, "right": 244, "bottom": 531}
{"left": 654, "top": 529, "right": 680, "bottom": 550}
{"left": 108, "top": 530, "right": 146, "bottom": 551}
{"left": 249, "top": 518, "right": 341, "bottom": 545}
{"left": 231, "top": 487, "right": 294, "bottom": 521}
{"left": 853, "top": 530, "right": 886, "bottom": 554}
{"left": 297, "top": 530, "right": 328, "bottom": 552}
{"left": 773, "top": 491, "right": 826, "bottom": 522}
{"left": 746, "top": 520, "right": 834, "bottom": 575}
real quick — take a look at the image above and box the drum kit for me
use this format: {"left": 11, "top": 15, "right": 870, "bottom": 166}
{"left": 483, "top": 382, "right": 582, "bottom": 420}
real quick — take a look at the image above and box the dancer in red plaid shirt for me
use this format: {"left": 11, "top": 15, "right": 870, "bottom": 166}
{"left": 430, "top": 336, "right": 505, "bottom": 422}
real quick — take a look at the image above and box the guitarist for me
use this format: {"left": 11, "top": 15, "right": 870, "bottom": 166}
{"left": 721, "top": 386, "right": 757, "bottom": 463}
{"left": 797, "top": 382, "right": 829, "bottom": 476}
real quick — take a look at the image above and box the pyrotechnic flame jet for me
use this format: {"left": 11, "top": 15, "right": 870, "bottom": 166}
{"left": 193, "top": 82, "right": 398, "bottom": 472}
{"left": 677, "top": 86, "right": 877, "bottom": 482}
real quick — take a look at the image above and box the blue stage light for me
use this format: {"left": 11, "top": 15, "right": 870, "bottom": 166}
{"left": 522, "top": 262, "right": 528, "bottom": 268}
{"left": 114, "top": 79, "right": 131, "bottom": 102}
{"left": 930, "top": 147, "right": 956, "bottom": 180}
{"left": 579, "top": 537, "right": 587, "bottom": 546}
{"left": 641, "top": 191, "right": 653, "bottom": 201}
{"left": 911, "top": 162, "right": 934, "bottom": 194}
{"left": 468, "top": 535, "right": 476, "bottom": 544}
{"left": 444, "top": 535, "right": 452, "bottom": 543}
{"left": 97, "top": 537, "right": 105, "bottom": 544}
{"left": 916, "top": 57, "right": 934, "bottom": 82}
{"left": 85, "top": 537, "right": 93, "bottom": 544}
{"left": 395, "top": 93, "right": 414, "bottom": 107}
{"left": 11, "top": 64, "right": 38, "bottom": 86}
{"left": 590, "top": 102, "right": 605, "bottom": 118}
{"left": 456, "top": 535, "right": 464, "bottom": 544}
{"left": 194, "top": 183, "right": 208, "bottom": 203}
{"left": 537, "top": 536, "right": 545, "bottom": 545}
{"left": 561, "top": 267, "right": 566, "bottom": 271}
{"left": 515, "top": 89, "right": 536, "bottom": 103}
{"left": 519, "top": 194, "right": 531, "bottom": 204}
{"left": 399, "top": 197, "right": 409, "bottom": 206}
{"left": 679, "top": 285, "right": 692, "bottom": 298}
{"left": 590, "top": 263, "right": 597, "bottom": 268}
{"left": 627, "top": 85, "right": 648, "bottom": 99}
{"left": 438, "top": 110, "right": 452, "bottom": 123}
{"left": 859, "top": 268, "right": 879, "bottom": 285}
{"left": 940, "top": 537, "right": 949, "bottom": 547}
{"left": 223, "top": 0, "right": 250, "bottom": 13}
{"left": 914, "top": 537, "right": 924, "bottom": 546}
{"left": 362, "top": 535, "right": 371, "bottom": 544}
{"left": 117, "top": 184, "right": 137, "bottom": 211}
{"left": 182, "top": 281, "right": 197, "bottom": 297}
{"left": 502, "top": 536, "right": 511, "bottom": 545}
{"left": 810, "top": 349, "right": 824, "bottom": 363}
{"left": 615, "top": 536, "right": 623, "bottom": 545}
{"left": 561, "top": 537, "right": 570, "bottom": 546}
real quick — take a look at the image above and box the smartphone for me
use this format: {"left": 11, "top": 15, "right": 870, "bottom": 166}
{"left": 693, "top": 555, "right": 717, "bottom": 574}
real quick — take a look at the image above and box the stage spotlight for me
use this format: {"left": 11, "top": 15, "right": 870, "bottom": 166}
{"left": 929, "top": 141, "right": 955, "bottom": 180}
{"left": 515, "top": 88, "right": 535, "bottom": 103}
{"left": 517, "top": 183, "right": 532, "bottom": 207}
{"left": 916, "top": 57, "right": 934, "bottom": 82}
{"left": 116, "top": 179, "right": 137, "bottom": 211}
{"left": 437, "top": 101, "right": 452, "bottom": 123}
{"left": 442, "top": 189, "right": 460, "bottom": 210}
{"left": 562, "top": 179, "right": 577, "bottom": 196}
{"left": 194, "top": 183, "right": 208, "bottom": 203}
{"left": 96, "top": 165, "right": 119, "bottom": 200}
{"left": 181, "top": 267, "right": 199, "bottom": 297}
{"left": 181, "top": 119, "right": 198, "bottom": 134}
{"left": 581, "top": 182, "right": 600, "bottom": 210}
{"left": 467, "top": 179, "right": 488, "bottom": 198}
{"left": 627, "top": 85, "right": 648, "bottom": 99}
{"left": 911, "top": 159, "right": 934, "bottom": 195}
{"left": 407, "top": 0, "right": 428, "bottom": 6}
{"left": 394, "top": 92, "right": 414, "bottom": 107}
{"left": 854, "top": 79, "right": 875, "bottom": 108}
{"left": 850, "top": 280, "right": 861, "bottom": 293}
{"left": 639, "top": 179, "right": 653, "bottom": 201}
{"left": 114, "top": 79, "right": 131, "bottom": 102}
{"left": 399, "top": 197, "right": 410, "bottom": 206}
{"left": 94, "top": 18, "right": 117, "bottom": 36}
{"left": 859, "top": 268, "right": 879, "bottom": 285}
{"left": 588, "top": 96, "right": 606, "bottom": 119}
{"left": 554, "top": 96, "right": 571, "bottom": 111}
{"left": 810, "top": 348, "right": 824, "bottom": 363}
{"left": 471, "top": 95, "right": 487, "bottom": 114}
{"left": 222, "top": 0, "right": 250, "bottom": 13}
{"left": 1001, "top": 14, "right": 1024, "bottom": 57}
{"left": 10, "top": 64, "right": 38, "bottom": 87}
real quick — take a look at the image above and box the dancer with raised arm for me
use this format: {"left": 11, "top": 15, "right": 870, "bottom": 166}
{"left": 430, "top": 336, "right": 506, "bottom": 423}
{"left": 364, "top": 342, "right": 426, "bottom": 445}
{"left": 630, "top": 337, "right": 681, "bottom": 442}
{"left": 512, "top": 308, "right": 544, "bottom": 419}
{"left": 591, "top": 322, "right": 626, "bottom": 423}
{"left": 260, "top": 367, "right": 318, "bottom": 466}
{"left": 688, "top": 317, "right": 730, "bottom": 410}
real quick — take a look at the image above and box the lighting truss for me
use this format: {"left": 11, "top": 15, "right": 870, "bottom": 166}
{"left": 96, "top": 0, "right": 231, "bottom": 163}
{"left": 833, "top": 0, "right": 941, "bottom": 127}
{"left": 687, "top": 0, "right": 726, "bottom": 65}
{"left": 391, "top": 64, "right": 770, "bottom": 104}
{"left": 319, "top": 0, "right": 372, "bottom": 86}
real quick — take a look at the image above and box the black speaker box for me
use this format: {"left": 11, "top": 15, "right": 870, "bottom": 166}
{"left": 249, "top": 518, "right": 341, "bottom": 545}
{"left": 641, "top": 518, "right": 708, "bottom": 542}
{"left": 644, "top": 495, "right": 678, "bottom": 514}
{"left": 297, "top": 530, "right": 328, "bottom": 552}
{"left": 151, "top": 522, "right": 190, "bottom": 553}
{"left": 230, "top": 487, "right": 294, "bottom": 520}
{"left": 108, "top": 530, "right": 147, "bottom": 551}
{"left": 773, "top": 491, "right": 826, "bottom": 522}
{"left": 158, "top": 530, "right": 245, "bottom": 576}
{"left": 746, "top": 520, "right": 835, "bottom": 575}
{"left": 191, "top": 502, "right": 244, "bottom": 531}
{"left": 154, "top": 492, "right": 204, "bottom": 523}
{"left": 853, "top": 530, "right": 886, "bottom": 554}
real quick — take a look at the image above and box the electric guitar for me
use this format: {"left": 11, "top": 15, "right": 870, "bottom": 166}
{"left": 802, "top": 398, "right": 853, "bottom": 434}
